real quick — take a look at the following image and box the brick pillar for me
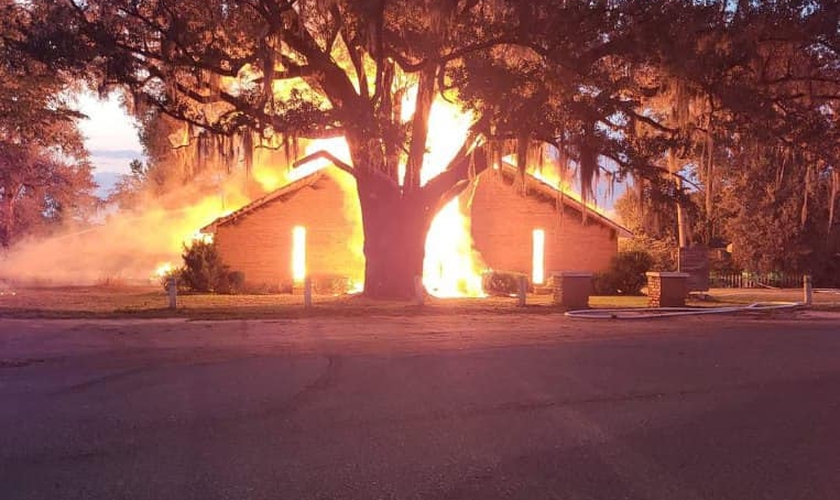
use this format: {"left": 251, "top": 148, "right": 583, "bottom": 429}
{"left": 550, "top": 272, "right": 593, "bottom": 309}
{"left": 646, "top": 272, "right": 689, "bottom": 307}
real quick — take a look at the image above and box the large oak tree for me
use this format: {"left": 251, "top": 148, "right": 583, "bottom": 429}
{"left": 20, "top": 0, "right": 596, "bottom": 298}
{"left": 16, "top": 0, "right": 838, "bottom": 296}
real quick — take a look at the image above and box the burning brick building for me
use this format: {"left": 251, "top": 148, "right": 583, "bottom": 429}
{"left": 200, "top": 162, "right": 630, "bottom": 295}
{"left": 471, "top": 163, "right": 631, "bottom": 283}
{"left": 200, "top": 168, "right": 365, "bottom": 293}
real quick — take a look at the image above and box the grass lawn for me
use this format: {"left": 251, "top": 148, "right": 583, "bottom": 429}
{"left": 0, "top": 285, "right": 564, "bottom": 319}
{"left": 0, "top": 283, "right": 837, "bottom": 319}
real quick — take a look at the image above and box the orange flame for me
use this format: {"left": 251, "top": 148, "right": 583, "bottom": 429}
{"left": 150, "top": 74, "right": 487, "bottom": 296}
{"left": 285, "top": 94, "right": 487, "bottom": 298}
{"left": 153, "top": 262, "right": 174, "bottom": 279}
{"left": 416, "top": 97, "right": 486, "bottom": 297}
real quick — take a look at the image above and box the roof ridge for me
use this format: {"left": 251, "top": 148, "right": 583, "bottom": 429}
{"left": 199, "top": 171, "right": 325, "bottom": 233}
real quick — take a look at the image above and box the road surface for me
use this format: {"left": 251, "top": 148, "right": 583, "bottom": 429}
{"left": 1, "top": 313, "right": 838, "bottom": 499}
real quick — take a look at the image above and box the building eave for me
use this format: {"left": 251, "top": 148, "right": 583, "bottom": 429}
{"left": 496, "top": 162, "right": 633, "bottom": 238}
{"left": 200, "top": 172, "right": 326, "bottom": 234}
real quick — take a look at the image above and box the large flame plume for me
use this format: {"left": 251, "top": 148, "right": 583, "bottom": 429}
{"left": 415, "top": 95, "right": 486, "bottom": 298}
{"left": 287, "top": 87, "right": 488, "bottom": 298}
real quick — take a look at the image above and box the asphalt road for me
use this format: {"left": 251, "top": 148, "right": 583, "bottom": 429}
{"left": 1, "top": 314, "right": 839, "bottom": 499}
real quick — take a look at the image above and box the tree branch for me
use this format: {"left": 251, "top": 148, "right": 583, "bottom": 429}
{"left": 417, "top": 144, "right": 488, "bottom": 208}
{"left": 415, "top": 116, "right": 490, "bottom": 205}
{"left": 404, "top": 67, "right": 436, "bottom": 192}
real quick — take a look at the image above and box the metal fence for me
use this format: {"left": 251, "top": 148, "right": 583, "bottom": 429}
{"left": 709, "top": 272, "right": 803, "bottom": 289}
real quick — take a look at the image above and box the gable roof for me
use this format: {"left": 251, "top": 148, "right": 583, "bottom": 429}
{"left": 495, "top": 162, "right": 632, "bottom": 238}
{"left": 200, "top": 162, "right": 631, "bottom": 238}
{"left": 199, "top": 171, "right": 326, "bottom": 234}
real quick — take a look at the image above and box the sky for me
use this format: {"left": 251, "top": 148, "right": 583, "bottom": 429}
{"left": 76, "top": 92, "right": 143, "bottom": 175}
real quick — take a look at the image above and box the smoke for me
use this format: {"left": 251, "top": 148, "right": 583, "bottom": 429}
{"left": 0, "top": 158, "right": 286, "bottom": 286}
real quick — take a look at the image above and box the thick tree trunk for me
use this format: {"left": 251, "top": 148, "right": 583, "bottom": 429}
{"left": 348, "top": 143, "right": 487, "bottom": 300}
{"left": 668, "top": 151, "right": 690, "bottom": 248}
{"left": 356, "top": 171, "right": 432, "bottom": 300}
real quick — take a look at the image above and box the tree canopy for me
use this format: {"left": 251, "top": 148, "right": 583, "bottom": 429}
{"left": 0, "top": 0, "right": 96, "bottom": 247}
{"left": 11, "top": 0, "right": 838, "bottom": 294}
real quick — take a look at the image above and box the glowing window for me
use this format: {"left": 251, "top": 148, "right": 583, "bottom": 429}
{"left": 292, "top": 226, "right": 306, "bottom": 282}
{"left": 532, "top": 229, "right": 545, "bottom": 285}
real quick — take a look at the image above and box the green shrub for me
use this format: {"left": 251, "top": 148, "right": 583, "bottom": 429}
{"left": 179, "top": 240, "right": 227, "bottom": 292}
{"left": 216, "top": 270, "right": 246, "bottom": 294}
{"left": 594, "top": 251, "right": 654, "bottom": 295}
{"left": 160, "top": 269, "right": 188, "bottom": 292}
{"left": 163, "top": 240, "right": 245, "bottom": 294}
{"left": 481, "top": 270, "right": 530, "bottom": 296}
{"left": 592, "top": 272, "right": 616, "bottom": 295}
{"left": 612, "top": 250, "right": 653, "bottom": 294}
{"left": 310, "top": 274, "right": 353, "bottom": 295}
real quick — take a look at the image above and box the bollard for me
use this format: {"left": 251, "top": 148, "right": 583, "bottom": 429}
{"left": 517, "top": 275, "right": 527, "bottom": 307}
{"left": 803, "top": 274, "right": 813, "bottom": 306}
{"left": 413, "top": 275, "right": 425, "bottom": 306}
{"left": 303, "top": 277, "right": 312, "bottom": 308}
{"left": 167, "top": 277, "right": 177, "bottom": 310}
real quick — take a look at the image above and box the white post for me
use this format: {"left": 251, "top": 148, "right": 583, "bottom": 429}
{"left": 414, "top": 275, "right": 425, "bottom": 306}
{"left": 167, "top": 277, "right": 177, "bottom": 310}
{"left": 803, "top": 274, "right": 813, "bottom": 306}
{"left": 517, "top": 275, "right": 527, "bottom": 307}
{"left": 303, "top": 276, "right": 312, "bottom": 308}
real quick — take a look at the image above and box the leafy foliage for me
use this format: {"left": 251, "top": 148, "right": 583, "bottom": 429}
{"left": 715, "top": 145, "right": 840, "bottom": 284}
{"left": 593, "top": 251, "right": 653, "bottom": 296}
{"left": 0, "top": 2, "right": 96, "bottom": 247}
{"left": 614, "top": 188, "right": 678, "bottom": 271}
{"left": 310, "top": 274, "right": 355, "bottom": 295}
{"left": 481, "top": 270, "right": 530, "bottom": 296}
{"left": 172, "top": 240, "right": 244, "bottom": 294}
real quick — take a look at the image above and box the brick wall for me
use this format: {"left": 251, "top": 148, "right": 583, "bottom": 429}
{"left": 214, "top": 172, "right": 364, "bottom": 290}
{"left": 213, "top": 168, "right": 617, "bottom": 291}
{"left": 469, "top": 171, "right": 618, "bottom": 277}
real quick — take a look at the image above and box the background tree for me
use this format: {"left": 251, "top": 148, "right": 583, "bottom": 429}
{"left": 0, "top": 0, "right": 96, "bottom": 247}
{"left": 631, "top": 0, "right": 840, "bottom": 254}
{"left": 107, "top": 158, "right": 150, "bottom": 209}
{"left": 713, "top": 141, "right": 840, "bottom": 285}
{"left": 614, "top": 187, "right": 679, "bottom": 271}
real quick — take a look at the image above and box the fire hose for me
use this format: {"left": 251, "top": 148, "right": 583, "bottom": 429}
{"left": 564, "top": 301, "right": 804, "bottom": 319}
{"left": 564, "top": 278, "right": 838, "bottom": 320}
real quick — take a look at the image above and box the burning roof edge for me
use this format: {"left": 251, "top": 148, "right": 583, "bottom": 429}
{"left": 199, "top": 172, "right": 326, "bottom": 234}
{"left": 497, "top": 162, "right": 632, "bottom": 238}
{"left": 199, "top": 162, "right": 632, "bottom": 238}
